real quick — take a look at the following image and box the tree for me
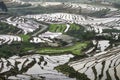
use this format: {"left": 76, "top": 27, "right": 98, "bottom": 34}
{"left": 0, "top": 1, "right": 8, "bottom": 12}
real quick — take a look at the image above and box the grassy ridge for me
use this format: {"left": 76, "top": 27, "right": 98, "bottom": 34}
{"left": 0, "top": 41, "right": 90, "bottom": 57}
{"left": 37, "top": 42, "right": 89, "bottom": 55}
{"left": 49, "top": 24, "right": 80, "bottom": 33}
{"left": 49, "top": 24, "right": 66, "bottom": 33}
{"left": 19, "top": 34, "right": 30, "bottom": 42}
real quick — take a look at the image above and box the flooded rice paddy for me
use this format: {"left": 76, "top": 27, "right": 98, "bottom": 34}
{"left": 0, "top": 40, "right": 119, "bottom": 80}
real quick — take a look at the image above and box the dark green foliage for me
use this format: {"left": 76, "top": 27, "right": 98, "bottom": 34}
{"left": 103, "top": 29, "right": 120, "bottom": 33}
{"left": 0, "top": 1, "right": 7, "bottom": 12}
{"left": 97, "top": 29, "right": 120, "bottom": 41}
{"left": 0, "top": 40, "right": 53, "bottom": 57}
{"left": 66, "top": 24, "right": 95, "bottom": 40}
{"left": 0, "top": 42, "right": 38, "bottom": 58}
{"left": 55, "top": 64, "right": 90, "bottom": 80}
{"left": 0, "top": 22, "right": 20, "bottom": 34}
{"left": 95, "top": 35, "right": 111, "bottom": 40}
{"left": 82, "top": 31, "right": 96, "bottom": 40}
{"left": 0, "top": 43, "right": 22, "bottom": 58}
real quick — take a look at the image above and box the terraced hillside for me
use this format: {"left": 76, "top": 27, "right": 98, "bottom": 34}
{"left": 5, "top": 17, "right": 39, "bottom": 34}
{"left": 10, "top": 0, "right": 120, "bottom": 4}
{"left": 0, "top": 0, "right": 120, "bottom": 80}
{"left": 69, "top": 46, "right": 120, "bottom": 80}
{"left": 23, "top": 12, "right": 120, "bottom": 38}
{"left": 6, "top": 0, "right": 119, "bottom": 15}
{"left": 5, "top": 12, "right": 120, "bottom": 36}
{"left": 0, "top": 54, "right": 75, "bottom": 79}
{"left": 0, "top": 35, "right": 22, "bottom": 45}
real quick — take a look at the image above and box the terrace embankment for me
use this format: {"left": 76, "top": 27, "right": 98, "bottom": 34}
{"left": 56, "top": 46, "right": 120, "bottom": 80}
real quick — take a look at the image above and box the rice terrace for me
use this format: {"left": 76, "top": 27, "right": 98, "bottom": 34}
{"left": 0, "top": 0, "right": 120, "bottom": 80}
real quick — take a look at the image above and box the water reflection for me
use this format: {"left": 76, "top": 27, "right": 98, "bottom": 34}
{"left": 69, "top": 46, "right": 120, "bottom": 80}
{"left": 97, "top": 40, "right": 110, "bottom": 52}
{"left": 0, "top": 54, "right": 75, "bottom": 80}
{"left": 92, "top": 40, "right": 110, "bottom": 53}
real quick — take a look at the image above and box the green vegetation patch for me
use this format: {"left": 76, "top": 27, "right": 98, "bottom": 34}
{"left": 49, "top": 24, "right": 66, "bottom": 33}
{"left": 49, "top": 23, "right": 95, "bottom": 40}
{"left": 55, "top": 64, "right": 90, "bottom": 80}
{"left": 0, "top": 43, "right": 22, "bottom": 57}
{"left": 68, "top": 24, "right": 80, "bottom": 31}
{"left": 103, "top": 29, "right": 120, "bottom": 33}
{"left": 0, "top": 41, "right": 90, "bottom": 57}
{"left": 0, "top": 42, "right": 39, "bottom": 58}
{"left": 19, "top": 34, "right": 30, "bottom": 42}
{"left": 66, "top": 25, "right": 95, "bottom": 40}
{"left": 37, "top": 42, "right": 90, "bottom": 55}
{"left": 49, "top": 24, "right": 81, "bottom": 33}
{"left": 0, "top": 22, "right": 93, "bottom": 57}
{"left": 0, "top": 22, "right": 20, "bottom": 34}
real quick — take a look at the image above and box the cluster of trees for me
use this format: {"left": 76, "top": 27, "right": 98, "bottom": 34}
{"left": 0, "top": 1, "right": 7, "bottom": 12}
{"left": 0, "top": 22, "right": 20, "bottom": 34}
{"left": 0, "top": 41, "right": 41, "bottom": 58}
{"left": 103, "top": 29, "right": 120, "bottom": 33}
{"left": 66, "top": 24, "right": 96, "bottom": 40}
{"left": 96, "top": 28, "right": 120, "bottom": 41}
